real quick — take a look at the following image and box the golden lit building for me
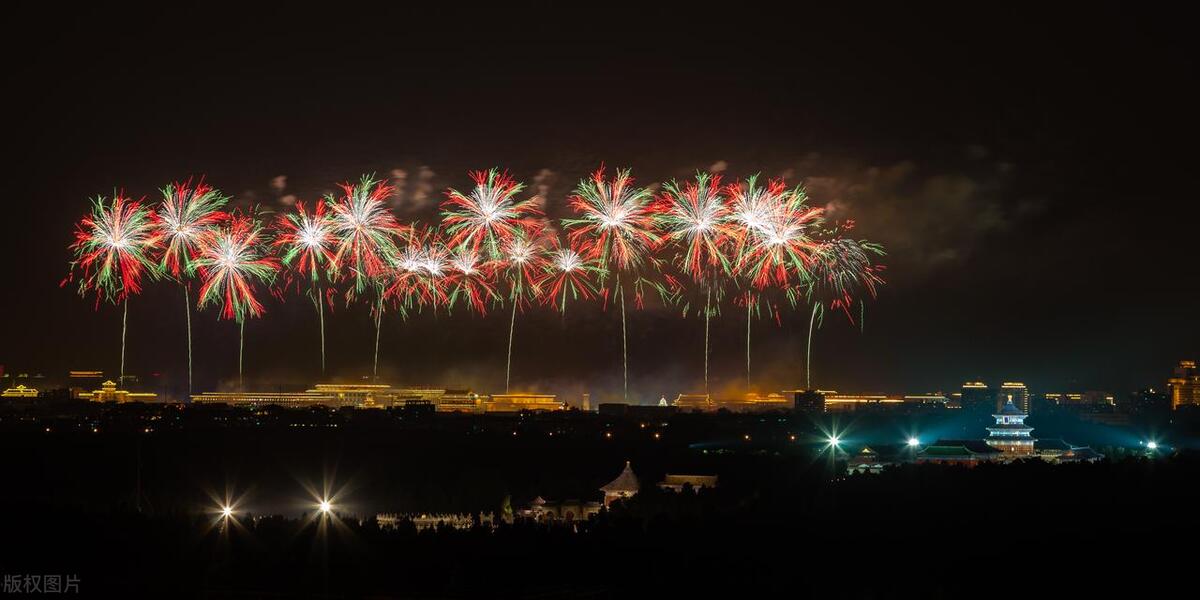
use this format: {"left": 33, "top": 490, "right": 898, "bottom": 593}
{"left": 2, "top": 384, "right": 38, "bottom": 398}
{"left": 1168, "top": 360, "right": 1200, "bottom": 410}
{"left": 673, "top": 394, "right": 714, "bottom": 411}
{"left": 308, "top": 383, "right": 404, "bottom": 408}
{"left": 483, "top": 393, "right": 562, "bottom": 412}
{"left": 190, "top": 390, "right": 340, "bottom": 408}
{"left": 820, "top": 393, "right": 949, "bottom": 412}
{"left": 658, "top": 474, "right": 718, "bottom": 492}
{"left": 79, "top": 380, "right": 158, "bottom": 403}
{"left": 671, "top": 392, "right": 792, "bottom": 413}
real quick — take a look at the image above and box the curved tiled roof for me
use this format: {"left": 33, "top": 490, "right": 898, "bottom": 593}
{"left": 600, "top": 461, "right": 640, "bottom": 493}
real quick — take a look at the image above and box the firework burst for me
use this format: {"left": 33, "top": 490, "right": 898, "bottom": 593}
{"left": 274, "top": 199, "right": 337, "bottom": 286}
{"left": 155, "top": 178, "right": 230, "bottom": 394}
{"left": 541, "top": 236, "right": 601, "bottom": 314}
{"left": 655, "top": 172, "right": 735, "bottom": 282}
{"left": 445, "top": 246, "right": 499, "bottom": 315}
{"left": 563, "top": 167, "right": 658, "bottom": 272}
{"left": 441, "top": 169, "right": 543, "bottom": 260}
{"left": 273, "top": 199, "right": 338, "bottom": 373}
{"left": 156, "top": 179, "right": 230, "bottom": 278}
{"left": 327, "top": 175, "right": 406, "bottom": 298}
{"left": 731, "top": 177, "right": 824, "bottom": 290}
{"left": 68, "top": 194, "right": 162, "bottom": 304}
{"left": 67, "top": 193, "right": 162, "bottom": 386}
{"left": 797, "top": 224, "right": 887, "bottom": 389}
{"left": 194, "top": 212, "right": 279, "bottom": 321}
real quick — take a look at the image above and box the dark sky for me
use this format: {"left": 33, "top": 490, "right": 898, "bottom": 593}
{"left": 3, "top": 3, "right": 1197, "bottom": 401}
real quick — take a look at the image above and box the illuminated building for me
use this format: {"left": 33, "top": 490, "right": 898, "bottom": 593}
{"left": 191, "top": 390, "right": 342, "bottom": 408}
{"left": 1034, "top": 439, "right": 1104, "bottom": 463}
{"left": 307, "top": 383, "right": 406, "bottom": 408}
{"left": 673, "top": 392, "right": 794, "bottom": 413}
{"left": 377, "top": 513, "right": 496, "bottom": 531}
{"left": 997, "top": 382, "right": 1030, "bottom": 413}
{"left": 985, "top": 398, "right": 1035, "bottom": 456}
{"left": 191, "top": 384, "right": 486, "bottom": 411}
{"left": 78, "top": 380, "right": 159, "bottom": 403}
{"left": 917, "top": 440, "right": 1002, "bottom": 466}
{"left": 2, "top": 384, "right": 38, "bottom": 398}
{"left": 483, "top": 393, "right": 562, "bottom": 413}
{"left": 960, "top": 381, "right": 991, "bottom": 411}
{"left": 818, "top": 392, "right": 949, "bottom": 412}
{"left": 673, "top": 394, "right": 713, "bottom": 411}
{"left": 1167, "top": 360, "right": 1200, "bottom": 410}
{"left": 788, "top": 389, "right": 830, "bottom": 413}
{"left": 581, "top": 393, "right": 591, "bottom": 412}
{"left": 519, "top": 497, "right": 601, "bottom": 523}
{"left": 658, "top": 474, "right": 718, "bottom": 493}
{"left": 1042, "top": 391, "right": 1114, "bottom": 406}
{"left": 600, "top": 461, "right": 639, "bottom": 507}
{"left": 847, "top": 445, "right": 908, "bottom": 474}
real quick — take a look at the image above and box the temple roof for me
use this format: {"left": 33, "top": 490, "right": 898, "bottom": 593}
{"left": 932, "top": 439, "right": 1002, "bottom": 454}
{"left": 994, "top": 399, "right": 1027, "bottom": 417}
{"left": 600, "top": 461, "right": 640, "bottom": 494}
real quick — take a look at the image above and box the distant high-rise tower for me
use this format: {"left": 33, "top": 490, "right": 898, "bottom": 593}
{"left": 960, "top": 381, "right": 991, "bottom": 411}
{"left": 986, "top": 398, "right": 1035, "bottom": 455}
{"left": 1168, "top": 360, "right": 1200, "bottom": 410}
{"left": 998, "top": 382, "right": 1030, "bottom": 414}
{"left": 581, "top": 393, "right": 591, "bottom": 412}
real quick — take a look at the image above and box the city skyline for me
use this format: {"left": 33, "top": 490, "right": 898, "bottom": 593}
{"left": 2, "top": 5, "right": 1197, "bottom": 399}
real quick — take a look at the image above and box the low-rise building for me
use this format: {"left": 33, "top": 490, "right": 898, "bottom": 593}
{"left": 2, "top": 384, "right": 38, "bottom": 398}
{"left": 658, "top": 474, "right": 718, "bottom": 492}
{"left": 79, "top": 380, "right": 158, "bottom": 403}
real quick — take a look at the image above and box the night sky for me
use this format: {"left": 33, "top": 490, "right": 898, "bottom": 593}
{"left": 4, "top": 4, "right": 1197, "bottom": 400}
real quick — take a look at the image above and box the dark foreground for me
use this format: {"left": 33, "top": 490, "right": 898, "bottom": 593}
{"left": 2, "top": 410, "right": 1196, "bottom": 597}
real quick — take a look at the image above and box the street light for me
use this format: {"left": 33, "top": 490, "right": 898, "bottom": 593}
{"left": 828, "top": 435, "right": 840, "bottom": 446}
{"left": 907, "top": 437, "right": 921, "bottom": 447}
{"left": 319, "top": 500, "right": 332, "bottom": 514}
{"left": 1147, "top": 441, "right": 1158, "bottom": 450}
{"left": 221, "top": 505, "right": 233, "bottom": 519}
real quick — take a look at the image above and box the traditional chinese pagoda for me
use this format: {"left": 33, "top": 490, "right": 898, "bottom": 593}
{"left": 985, "top": 397, "right": 1035, "bottom": 456}
{"left": 600, "top": 461, "right": 640, "bottom": 507}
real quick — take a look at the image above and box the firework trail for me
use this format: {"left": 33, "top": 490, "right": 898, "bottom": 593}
{"left": 441, "top": 169, "right": 543, "bottom": 260}
{"left": 655, "top": 172, "right": 735, "bottom": 393}
{"left": 498, "top": 227, "right": 549, "bottom": 393}
{"left": 67, "top": 193, "right": 162, "bottom": 386}
{"left": 156, "top": 179, "right": 229, "bottom": 394}
{"left": 796, "top": 226, "right": 887, "bottom": 389}
{"left": 562, "top": 167, "right": 659, "bottom": 400}
{"left": 193, "top": 211, "right": 280, "bottom": 387}
{"left": 728, "top": 177, "right": 825, "bottom": 387}
{"left": 327, "top": 175, "right": 406, "bottom": 379}
{"left": 273, "top": 199, "right": 337, "bottom": 374}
